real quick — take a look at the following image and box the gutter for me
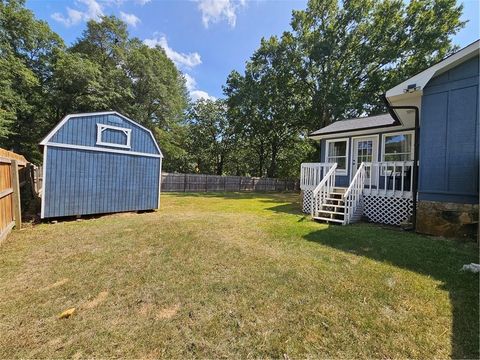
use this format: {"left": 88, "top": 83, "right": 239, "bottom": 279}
{"left": 382, "top": 94, "right": 420, "bottom": 230}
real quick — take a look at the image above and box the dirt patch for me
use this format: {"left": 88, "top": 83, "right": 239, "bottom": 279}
{"left": 40, "top": 278, "right": 69, "bottom": 291}
{"left": 138, "top": 303, "right": 180, "bottom": 320}
{"left": 156, "top": 303, "right": 180, "bottom": 320}
{"left": 82, "top": 291, "right": 109, "bottom": 310}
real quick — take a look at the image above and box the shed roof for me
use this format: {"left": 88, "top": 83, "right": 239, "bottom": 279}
{"left": 40, "top": 111, "right": 163, "bottom": 157}
{"left": 309, "top": 113, "right": 396, "bottom": 137}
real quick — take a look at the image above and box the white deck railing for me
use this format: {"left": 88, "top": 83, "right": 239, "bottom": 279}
{"left": 311, "top": 163, "right": 337, "bottom": 218}
{"left": 364, "top": 161, "right": 414, "bottom": 198}
{"left": 344, "top": 162, "right": 366, "bottom": 224}
{"left": 300, "top": 163, "right": 335, "bottom": 190}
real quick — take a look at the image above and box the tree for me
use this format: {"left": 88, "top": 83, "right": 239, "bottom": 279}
{"left": 52, "top": 16, "right": 190, "bottom": 171}
{"left": 0, "top": 0, "right": 64, "bottom": 162}
{"left": 289, "top": 0, "right": 465, "bottom": 129}
{"left": 187, "top": 99, "right": 234, "bottom": 175}
{"left": 224, "top": 35, "right": 315, "bottom": 178}
{"left": 224, "top": 0, "right": 464, "bottom": 177}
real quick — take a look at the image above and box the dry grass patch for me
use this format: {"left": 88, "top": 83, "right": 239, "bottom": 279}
{"left": 0, "top": 192, "right": 477, "bottom": 358}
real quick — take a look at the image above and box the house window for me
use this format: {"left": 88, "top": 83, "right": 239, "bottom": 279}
{"left": 96, "top": 124, "right": 132, "bottom": 149}
{"left": 382, "top": 132, "right": 413, "bottom": 161}
{"left": 326, "top": 139, "right": 348, "bottom": 174}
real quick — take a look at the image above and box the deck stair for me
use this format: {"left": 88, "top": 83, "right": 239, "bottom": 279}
{"left": 313, "top": 187, "right": 347, "bottom": 224}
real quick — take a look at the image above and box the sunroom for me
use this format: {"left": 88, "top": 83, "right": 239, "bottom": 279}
{"left": 300, "top": 113, "right": 415, "bottom": 225}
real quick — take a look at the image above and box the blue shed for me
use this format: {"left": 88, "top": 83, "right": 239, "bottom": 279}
{"left": 40, "top": 111, "right": 163, "bottom": 218}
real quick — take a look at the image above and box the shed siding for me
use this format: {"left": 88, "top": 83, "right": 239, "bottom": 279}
{"left": 419, "top": 56, "right": 479, "bottom": 204}
{"left": 50, "top": 113, "right": 159, "bottom": 155}
{"left": 44, "top": 147, "right": 160, "bottom": 218}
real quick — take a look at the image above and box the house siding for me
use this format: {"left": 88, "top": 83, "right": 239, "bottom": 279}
{"left": 42, "top": 113, "right": 161, "bottom": 218}
{"left": 319, "top": 128, "right": 414, "bottom": 188}
{"left": 419, "top": 56, "right": 479, "bottom": 205}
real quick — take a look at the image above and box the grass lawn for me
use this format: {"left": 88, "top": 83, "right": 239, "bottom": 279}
{"left": 0, "top": 192, "right": 478, "bottom": 358}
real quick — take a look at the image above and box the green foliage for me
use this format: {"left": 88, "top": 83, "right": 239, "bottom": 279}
{"left": 0, "top": 3, "right": 189, "bottom": 165}
{"left": 187, "top": 99, "right": 234, "bottom": 175}
{"left": 0, "top": 0, "right": 64, "bottom": 162}
{"left": 289, "top": 0, "right": 465, "bottom": 128}
{"left": 222, "top": 0, "right": 464, "bottom": 178}
{"left": 0, "top": 0, "right": 466, "bottom": 177}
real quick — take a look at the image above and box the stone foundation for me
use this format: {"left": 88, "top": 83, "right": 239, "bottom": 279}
{"left": 416, "top": 200, "right": 479, "bottom": 240}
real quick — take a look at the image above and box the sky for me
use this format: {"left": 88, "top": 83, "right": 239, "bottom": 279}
{"left": 26, "top": 0, "right": 480, "bottom": 101}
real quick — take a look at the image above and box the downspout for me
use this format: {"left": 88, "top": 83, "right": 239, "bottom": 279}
{"left": 382, "top": 94, "right": 420, "bottom": 230}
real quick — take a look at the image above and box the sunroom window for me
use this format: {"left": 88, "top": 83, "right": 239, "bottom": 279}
{"left": 326, "top": 139, "right": 348, "bottom": 174}
{"left": 383, "top": 133, "right": 413, "bottom": 161}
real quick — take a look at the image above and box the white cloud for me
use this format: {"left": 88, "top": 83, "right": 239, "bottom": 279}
{"left": 190, "top": 90, "right": 216, "bottom": 101}
{"left": 183, "top": 74, "right": 215, "bottom": 101}
{"left": 120, "top": 11, "right": 141, "bottom": 27}
{"left": 183, "top": 73, "right": 197, "bottom": 92}
{"left": 197, "top": 0, "right": 246, "bottom": 28}
{"left": 144, "top": 34, "right": 211, "bottom": 101}
{"left": 135, "top": 0, "right": 151, "bottom": 5}
{"left": 143, "top": 35, "right": 202, "bottom": 69}
{"left": 51, "top": 0, "right": 103, "bottom": 27}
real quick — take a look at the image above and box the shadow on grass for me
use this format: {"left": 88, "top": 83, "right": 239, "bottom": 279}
{"left": 304, "top": 224, "right": 479, "bottom": 358}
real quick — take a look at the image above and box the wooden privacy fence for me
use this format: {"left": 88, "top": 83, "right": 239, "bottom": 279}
{"left": 161, "top": 173, "right": 299, "bottom": 192}
{"left": 0, "top": 148, "right": 30, "bottom": 243}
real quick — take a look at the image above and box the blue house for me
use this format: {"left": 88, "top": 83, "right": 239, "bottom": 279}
{"left": 301, "top": 40, "right": 479, "bottom": 238}
{"left": 40, "top": 111, "right": 163, "bottom": 218}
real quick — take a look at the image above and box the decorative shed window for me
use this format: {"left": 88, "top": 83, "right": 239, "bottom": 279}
{"left": 382, "top": 132, "right": 413, "bottom": 161}
{"left": 326, "top": 138, "right": 348, "bottom": 175}
{"left": 96, "top": 124, "right": 132, "bottom": 149}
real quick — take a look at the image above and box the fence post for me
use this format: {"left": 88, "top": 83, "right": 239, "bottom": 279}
{"left": 10, "top": 160, "right": 21, "bottom": 230}
{"left": 184, "top": 174, "right": 187, "bottom": 192}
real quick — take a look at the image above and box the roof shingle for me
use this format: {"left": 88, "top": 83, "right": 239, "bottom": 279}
{"left": 309, "top": 113, "right": 396, "bottom": 136}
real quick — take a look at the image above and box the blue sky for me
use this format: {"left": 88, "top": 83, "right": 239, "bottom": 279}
{"left": 27, "top": 0, "right": 479, "bottom": 101}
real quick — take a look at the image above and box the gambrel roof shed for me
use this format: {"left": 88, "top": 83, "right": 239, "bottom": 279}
{"left": 40, "top": 111, "right": 163, "bottom": 218}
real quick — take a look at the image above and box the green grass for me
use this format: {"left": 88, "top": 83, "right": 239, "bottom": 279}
{"left": 0, "top": 192, "right": 478, "bottom": 358}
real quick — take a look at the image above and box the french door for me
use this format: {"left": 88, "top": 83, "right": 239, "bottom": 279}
{"left": 352, "top": 136, "right": 378, "bottom": 186}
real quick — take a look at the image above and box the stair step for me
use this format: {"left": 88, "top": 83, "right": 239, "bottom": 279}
{"left": 322, "top": 204, "right": 345, "bottom": 209}
{"left": 325, "top": 197, "right": 345, "bottom": 203}
{"left": 313, "top": 216, "right": 345, "bottom": 224}
{"left": 330, "top": 192, "right": 346, "bottom": 196}
{"left": 318, "top": 210, "right": 345, "bottom": 216}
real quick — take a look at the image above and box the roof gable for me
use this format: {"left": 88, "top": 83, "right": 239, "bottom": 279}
{"left": 40, "top": 111, "right": 162, "bottom": 157}
{"left": 386, "top": 40, "right": 479, "bottom": 101}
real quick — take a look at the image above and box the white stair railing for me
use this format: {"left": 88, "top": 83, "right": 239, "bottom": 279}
{"left": 300, "top": 163, "right": 336, "bottom": 190}
{"left": 311, "top": 163, "right": 337, "bottom": 218}
{"left": 343, "top": 162, "right": 366, "bottom": 224}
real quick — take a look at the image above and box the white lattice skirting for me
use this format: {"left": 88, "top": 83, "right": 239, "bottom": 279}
{"left": 302, "top": 190, "right": 313, "bottom": 213}
{"left": 302, "top": 192, "right": 413, "bottom": 225}
{"left": 363, "top": 195, "right": 413, "bottom": 225}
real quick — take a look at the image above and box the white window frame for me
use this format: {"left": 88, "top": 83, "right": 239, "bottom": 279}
{"left": 325, "top": 138, "right": 349, "bottom": 175}
{"left": 381, "top": 131, "right": 414, "bottom": 162}
{"left": 96, "top": 123, "right": 132, "bottom": 149}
